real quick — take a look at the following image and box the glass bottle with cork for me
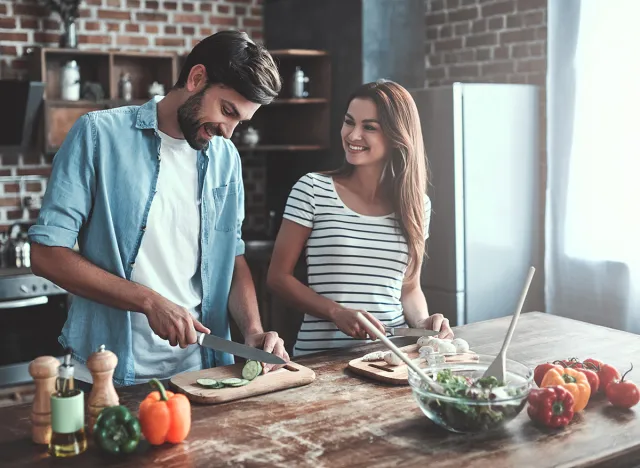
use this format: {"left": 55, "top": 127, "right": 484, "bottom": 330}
{"left": 49, "top": 348, "right": 87, "bottom": 457}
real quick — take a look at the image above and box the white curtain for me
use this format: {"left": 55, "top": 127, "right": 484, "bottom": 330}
{"left": 547, "top": 0, "right": 640, "bottom": 333}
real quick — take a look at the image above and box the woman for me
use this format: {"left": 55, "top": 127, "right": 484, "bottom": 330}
{"left": 267, "top": 80, "right": 454, "bottom": 356}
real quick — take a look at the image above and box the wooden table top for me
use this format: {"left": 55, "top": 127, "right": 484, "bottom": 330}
{"left": 2, "top": 312, "right": 640, "bottom": 468}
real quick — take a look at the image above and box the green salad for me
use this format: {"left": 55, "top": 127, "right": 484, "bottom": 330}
{"left": 420, "top": 369, "right": 527, "bottom": 432}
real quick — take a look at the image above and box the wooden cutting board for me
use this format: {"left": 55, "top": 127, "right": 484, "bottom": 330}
{"left": 347, "top": 343, "right": 478, "bottom": 385}
{"left": 169, "top": 361, "right": 316, "bottom": 404}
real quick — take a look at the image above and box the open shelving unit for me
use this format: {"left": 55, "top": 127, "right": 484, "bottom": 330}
{"left": 29, "top": 47, "right": 177, "bottom": 154}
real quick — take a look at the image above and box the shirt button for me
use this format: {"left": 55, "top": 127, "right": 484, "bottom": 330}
{"left": 141, "top": 226, "right": 146, "bottom": 231}
{"left": 130, "top": 262, "right": 135, "bottom": 267}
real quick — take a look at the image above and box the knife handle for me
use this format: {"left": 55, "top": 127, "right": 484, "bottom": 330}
{"left": 195, "top": 332, "right": 205, "bottom": 345}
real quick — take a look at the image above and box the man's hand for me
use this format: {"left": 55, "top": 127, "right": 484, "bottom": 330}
{"left": 417, "top": 314, "right": 454, "bottom": 339}
{"left": 143, "top": 294, "right": 210, "bottom": 348}
{"left": 244, "top": 331, "right": 290, "bottom": 374}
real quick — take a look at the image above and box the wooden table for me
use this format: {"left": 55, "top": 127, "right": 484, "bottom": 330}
{"left": 2, "top": 312, "right": 640, "bottom": 467}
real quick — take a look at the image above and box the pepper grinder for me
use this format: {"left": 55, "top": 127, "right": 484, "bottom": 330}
{"left": 28, "top": 356, "right": 59, "bottom": 444}
{"left": 86, "top": 344, "right": 119, "bottom": 433}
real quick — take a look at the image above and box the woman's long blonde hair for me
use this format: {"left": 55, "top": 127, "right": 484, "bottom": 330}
{"left": 328, "top": 80, "right": 428, "bottom": 280}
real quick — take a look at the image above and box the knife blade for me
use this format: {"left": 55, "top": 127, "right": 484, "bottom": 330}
{"left": 196, "top": 333, "right": 286, "bottom": 365}
{"left": 384, "top": 327, "right": 439, "bottom": 337}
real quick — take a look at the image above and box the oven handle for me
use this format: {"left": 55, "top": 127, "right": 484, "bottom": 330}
{"left": 0, "top": 296, "right": 49, "bottom": 309}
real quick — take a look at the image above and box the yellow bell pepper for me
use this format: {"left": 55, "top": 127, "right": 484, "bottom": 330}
{"left": 541, "top": 367, "right": 591, "bottom": 411}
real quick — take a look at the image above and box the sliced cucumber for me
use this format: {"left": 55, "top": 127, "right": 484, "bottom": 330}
{"left": 242, "top": 360, "right": 262, "bottom": 381}
{"left": 220, "top": 378, "right": 245, "bottom": 385}
{"left": 226, "top": 379, "right": 251, "bottom": 387}
{"left": 196, "top": 378, "right": 224, "bottom": 389}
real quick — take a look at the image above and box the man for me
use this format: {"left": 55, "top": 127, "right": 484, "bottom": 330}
{"left": 28, "top": 31, "right": 289, "bottom": 386}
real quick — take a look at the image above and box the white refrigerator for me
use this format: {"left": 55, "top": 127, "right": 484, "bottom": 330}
{"left": 410, "top": 83, "right": 541, "bottom": 327}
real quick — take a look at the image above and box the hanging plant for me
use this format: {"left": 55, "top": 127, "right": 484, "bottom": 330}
{"left": 40, "top": 0, "right": 82, "bottom": 48}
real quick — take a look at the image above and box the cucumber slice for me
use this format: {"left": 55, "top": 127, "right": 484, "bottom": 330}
{"left": 220, "top": 378, "right": 244, "bottom": 385}
{"left": 196, "top": 378, "right": 223, "bottom": 389}
{"left": 226, "top": 379, "right": 251, "bottom": 387}
{"left": 242, "top": 360, "right": 262, "bottom": 381}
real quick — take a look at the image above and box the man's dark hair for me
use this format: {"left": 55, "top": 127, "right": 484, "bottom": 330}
{"left": 175, "top": 30, "right": 281, "bottom": 105}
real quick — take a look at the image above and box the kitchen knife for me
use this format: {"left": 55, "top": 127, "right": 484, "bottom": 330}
{"left": 384, "top": 327, "right": 439, "bottom": 337}
{"left": 196, "top": 333, "right": 286, "bottom": 365}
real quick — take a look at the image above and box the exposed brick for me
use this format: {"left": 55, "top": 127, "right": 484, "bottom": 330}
{"left": 429, "top": 53, "right": 444, "bottom": 66}
{"left": 524, "top": 11, "right": 544, "bottom": 26}
{"left": 440, "top": 25, "right": 452, "bottom": 39}
{"left": 79, "top": 8, "right": 92, "bottom": 18}
{"left": 105, "top": 0, "right": 121, "bottom": 6}
{"left": 0, "top": 197, "right": 20, "bottom": 207}
{"left": 98, "top": 10, "right": 131, "bottom": 20}
{"left": 235, "top": 6, "right": 246, "bottom": 15}
{"left": 79, "top": 34, "right": 112, "bottom": 45}
{"left": 127, "top": 0, "right": 141, "bottom": 7}
{"left": 446, "top": 0, "right": 460, "bottom": 8}
{"left": 0, "top": 170, "right": 12, "bottom": 176}
{"left": 426, "top": 12, "right": 447, "bottom": 27}
{"left": 210, "top": 16, "right": 238, "bottom": 26}
{"left": 0, "top": 4, "right": 6, "bottom": 15}
{"left": 174, "top": 14, "right": 203, "bottom": 24}
{"left": 0, "top": 46, "right": 17, "bottom": 56}
{"left": 482, "top": 61, "right": 515, "bottom": 76}
{"left": 488, "top": 16, "right": 505, "bottom": 30}
{"left": 517, "top": 58, "right": 546, "bottom": 73}
{"left": 500, "top": 28, "right": 536, "bottom": 44}
{"left": 20, "top": 18, "right": 39, "bottom": 30}
{"left": 431, "top": 0, "right": 445, "bottom": 11}
{"left": 482, "top": 0, "right": 515, "bottom": 17}
{"left": 449, "top": 64, "right": 479, "bottom": 79}
{"left": 448, "top": 7, "right": 478, "bottom": 22}
{"left": 26, "top": 182, "right": 42, "bottom": 192}
{"left": 251, "top": 7, "right": 262, "bottom": 16}
{"left": 201, "top": 3, "right": 213, "bottom": 12}
{"left": 512, "top": 44, "right": 530, "bottom": 58}
{"left": 517, "top": 0, "right": 546, "bottom": 11}
{"left": 7, "top": 210, "right": 24, "bottom": 221}
{"left": 34, "top": 32, "right": 60, "bottom": 43}
{"left": 13, "top": 4, "right": 47, "bottom": 16}
{"left": 117, "top": 35, "right": 148, "bottom": 46}
{"left": 426, "top": 27, "right": 438, "bottom": 40}
{"left": 85, "top": 0, "right": 101, "bottom": 4}
{"left": 472, "top": 19, "right": 487, "bottom": 33}
{"left": 83, "top": 20, "right": 101, "bottom": 31}
{"left": 249, "top": 30, "right": 262, "bottom": 41}
{"left": 200, "top": 27, "right": 213, "bottom": 36}
{"left": 477, "top": 48, "right": 492, "bottom": 60}
{"left": 182, "top": 2, "right": 195, "bottom": 12}
{"left": 466, "top": 32, "right": 497, "bottom": 47}
{"left": 3, "top": 184, "right": 19, "bottom": 193}
{"left": 145, "top": 0, "right": 159, "bottom": 9}
{"left": 107, "top": 22, "right": 120, "bottom": 32}
{"left": 434, "top": 37, "right": 463, "bottom": 52}
{"left": 217, "top": 5, "right": 231, "bottom": 14}
{"left": 164, "top": 2, "right": 178, "bottom": 10}
{"left": 136, "top": 12, "right": 167, "bottom": 21}
{"left": 126, "top": 23, "right": 140, "bottom": 33}
{"left": 44, "top": 19, "right": 60, "bottom": 30}
{"left": 145, "top": 24, "right": 158, "bottom": 33}
{"left": 165, "top": 25, "right": 177, "bottom": 34}
{"left": 535, "top": 27, "right": 547, "bottom": 41}
{"left": 155, "top": 37, "right": 185, "bottom": 47}
{"left": 454, "top": 22, "right": 471, "bottom": 36}
{"left": 426, "top": 67, "right": 446, "bottom": 81}
{"left": 0, "top": 32, "right": 29, "bottom": 42}
{"left": 0, "top": 17, "right": 17, "bottom": 29}
{"left": 529, "top": 42, "right": 545, "bottom": 56}
{"left": 183, "top": 25, "right": 195, "bottom": 35}
{"left": 506, "top": 14, "right": 523, "bottom": 28}
{"left": 17, "top": 168, "right": 51, "bottom": 177}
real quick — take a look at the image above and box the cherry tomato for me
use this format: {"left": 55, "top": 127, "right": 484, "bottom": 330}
{"left": 599, "top": 364, "right": 622, "bottom": 393}
{"left": 606, "top": 364, "right": 640, "bottom": 409}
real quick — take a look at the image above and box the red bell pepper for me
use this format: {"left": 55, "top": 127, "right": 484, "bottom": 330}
{"left": 527, "top": 386, "right": 575, "bottom": 428}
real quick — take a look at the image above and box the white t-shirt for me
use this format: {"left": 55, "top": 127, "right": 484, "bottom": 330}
{"left": 74, "top": 129, "right": 203, "bottom": 384}
{"left": 283, "top": 173, "right": 431, "bottom": 356}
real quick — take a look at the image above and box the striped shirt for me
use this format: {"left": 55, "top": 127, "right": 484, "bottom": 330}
{"left": 283, "top": 173, "right": 431, "bottom": 356}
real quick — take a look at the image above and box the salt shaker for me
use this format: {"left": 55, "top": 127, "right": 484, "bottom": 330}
{"left": 28, "top": 356, "right": 59, "bottom": 444}
{"left": 86, "top": 345, "right": 119, "bottom": 433}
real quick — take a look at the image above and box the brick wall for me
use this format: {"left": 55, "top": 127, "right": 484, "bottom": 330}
{"left": 0, "top": 0, "right": 265, "bottom": 232}
{"left": 424, "top": 0, "right": 547, "bottom": 311}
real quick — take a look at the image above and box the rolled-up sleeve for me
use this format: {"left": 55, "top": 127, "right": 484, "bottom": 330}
{"left": 28, "top": 114, "right": 96, "bottom": 249}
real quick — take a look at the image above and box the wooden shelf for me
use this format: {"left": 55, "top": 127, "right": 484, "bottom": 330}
{"left": 236, "top": 145, "right": 327, "bottom": 152}
{"left": 45, "top": 99, "right": 147, "bottom": 108}
{"left": 269, "top": 49, "right": 328, "bottom": 57}
{"left": 271, "top": 98, "right": 328, "bottom": 105}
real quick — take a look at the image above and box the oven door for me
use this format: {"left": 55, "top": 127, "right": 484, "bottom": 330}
{"left": 0, "top": 293, "right": 68, "bottom": 387}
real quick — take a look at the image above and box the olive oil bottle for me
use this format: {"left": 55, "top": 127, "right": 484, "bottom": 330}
{"left": 49, "top": 349, "right": 87, "bottom": 457}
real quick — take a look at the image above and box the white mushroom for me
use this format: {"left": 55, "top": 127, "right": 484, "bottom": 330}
{"left": 362, "top": 351, "right": 387, "bottom": 362}
{"left": 452, "top": 338, "right": 470, "bottom": 353}
{"left": 436, "top": 341, "right": 457, "bottom": 354}
{"left": 383, "top": 352, "right": 404, "bottom": 366}
{"left": 417, "top": 336, "right": 440, "bottom": 348}
{"left": 418, "top": 346, "right": 436, "bottom": 358}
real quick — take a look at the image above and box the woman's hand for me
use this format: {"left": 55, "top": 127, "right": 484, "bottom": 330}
{"left": 331, "top": 307, "right": 386, "bottom": 340}
{"left": 417, "top": 314, "right": 454, "bottom": 339}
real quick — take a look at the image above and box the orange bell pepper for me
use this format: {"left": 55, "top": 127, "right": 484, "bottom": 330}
{"left": 541, "top": 367, "right": 591, "bottom": 412}
{"left": 139, "top": 378, "right": 191, "bottom": 445}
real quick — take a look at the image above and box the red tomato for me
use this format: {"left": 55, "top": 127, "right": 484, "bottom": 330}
{"left": 534, "top": 363, "right": 562, "bottom": 387}
{"left": 584, "top": 358, "right": 604, "bottom": 372}
{"left": 599, "top": 364, "right": 622, "bottom": 393}
{"left": 606, "top": 364, "right": 640, "bottom": 409}
{"left": 578, "top": 368, "right": 600, "bottom": 395}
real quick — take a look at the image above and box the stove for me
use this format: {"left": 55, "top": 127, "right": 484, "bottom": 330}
{"left": 0, "top": 268, "right": 66, "bottom": 301}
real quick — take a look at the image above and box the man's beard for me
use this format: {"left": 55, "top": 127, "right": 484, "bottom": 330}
{"left": 177, "top": 88, "right": 221, "bottom": 150}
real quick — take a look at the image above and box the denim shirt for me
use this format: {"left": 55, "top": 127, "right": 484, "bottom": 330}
{"left": 28, "top": 97, "right": 244, "bottom": 386}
